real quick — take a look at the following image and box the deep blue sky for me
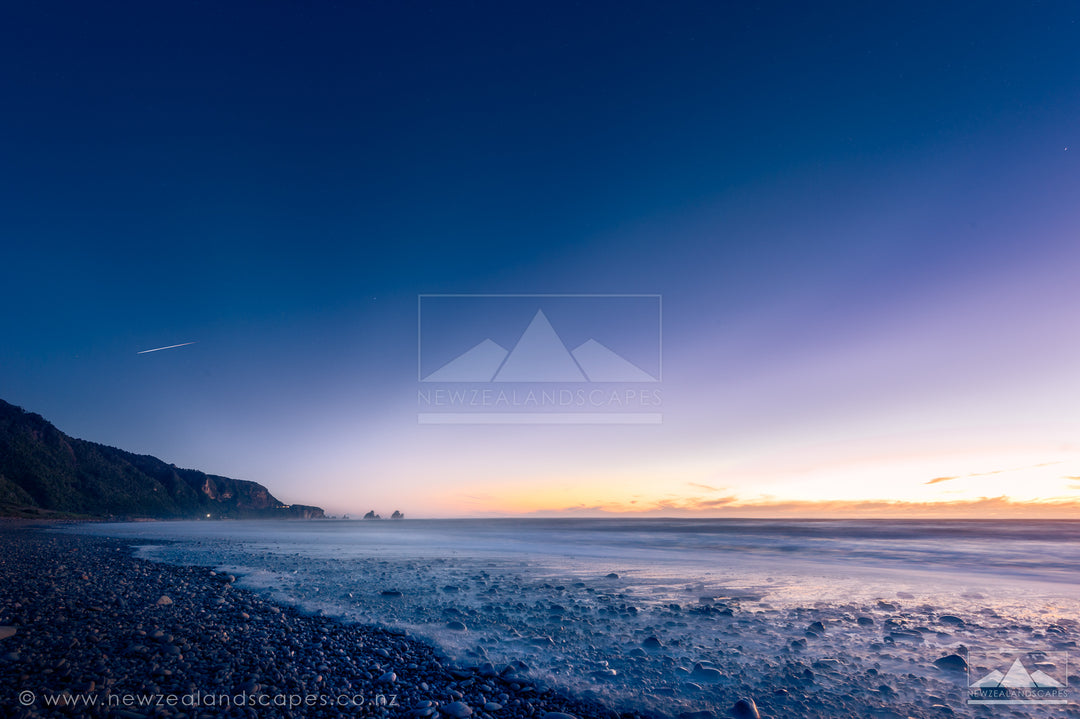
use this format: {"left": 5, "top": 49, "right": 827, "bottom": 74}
{"left": 2, "top": 2, "right": 1078, "bottom": 515}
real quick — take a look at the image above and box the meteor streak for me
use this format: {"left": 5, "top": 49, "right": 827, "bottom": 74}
{"left": 136, "top": 341, "right": 197, "bottom": 354}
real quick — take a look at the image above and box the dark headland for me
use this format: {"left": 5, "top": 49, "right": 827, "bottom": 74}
{"left": 0, "top": 398, "right": 323, "bottom": 520}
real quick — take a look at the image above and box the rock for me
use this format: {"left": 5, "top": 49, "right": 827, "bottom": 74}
{"left": 440, "top": 701, "right": 473, "bottom": 718}
{"left": 680, "top": 712, "right": 715, "bottom": 719}
{"left": 0, "top": 626, "right": 16, "bottom": 640}
{"left": 377, "top": 670, "right": 397, "bottom": 683}
{"left": 381, "top": 590, "right": 403, "bottom": 597}
{"left": 483, "top": 702, "right": 502, "bottom": 711}
{"left": 542, "top": 714, "right": 579, "bottom": 719}
{"left": 155, "top": 595, "right": 173, "bottom": 606}
{"left": 605, "top": 573, "right": 619, "bottom": 579}
{"left": 731, "top": 698, "right": 760, "bottom": 719}
{"left": 446, "top": 620, "right": 467, "bottom": 631}
{"left": 691, "top": 663, "right": 722, "bottom": 681}
{"left": 857, "top": 616, "right": 875, "bottom": 627}
{"left": 933, "top": 654, "right": 968, "bottom": 672}
{"left": 939, "top": 615, "right": 965, "bottom": 627}
{"left": 807, "top": 621, "right": 825, "bottom": 634}
{"left": 643, "top": 636, "right": 663, "bottom": 650}
{"left": 813, "top": 658, "right": 842, "bottom": 671}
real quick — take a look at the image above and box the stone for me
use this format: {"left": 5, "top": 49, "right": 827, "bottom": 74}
{"left": 0, "top": 626, "right": 16, "bottom": 640}
{"left": 440, "top": 701, "right": 473, "bottom": 718}
{"left": 643, "top": 636, "right": 663, "bottom": 650}
{"left": 691, "top": 664, "right": 722, "bottom": 681}
{"left": 155, "top": 595, "right": 173, "bottom": 606}
{"left": 731, "top": 698, "right": 760, "bottom": 719}
{"left": 933, "top": 654, "right": 968, "bottom": 672}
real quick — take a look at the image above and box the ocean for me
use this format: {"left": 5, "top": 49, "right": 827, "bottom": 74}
{"left": 64, "top": 519, "right": 1080, "bottom": 717}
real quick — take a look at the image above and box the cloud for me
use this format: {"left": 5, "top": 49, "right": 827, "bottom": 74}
{"left": 686, "top": 482, "right": 723, "bottom": 492}
{"left": 926, "top": 461, "right": 1066, "bottom": 486}
{"left": 508, "top": 495, "right": 1080, "bottom": 519}
{"left": 696, "top": 497, "right": 740, "bottom": 508}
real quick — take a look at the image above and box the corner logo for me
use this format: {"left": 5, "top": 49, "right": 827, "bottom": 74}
{"left": 968, "top": 651, "right": 1070, "bottom": 705}
{"left": 417, "top": 295, "right": 662, "bottom": 424}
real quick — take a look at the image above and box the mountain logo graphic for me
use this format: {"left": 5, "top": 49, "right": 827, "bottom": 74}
{"left": 423, "top": 309, "right": 657, "bottom": 383}
{"left": 970, "top": 658, "right": 1065, "bottom": 689}
{"left": 967, "top": 651, "right": 1070, "bottom": 706}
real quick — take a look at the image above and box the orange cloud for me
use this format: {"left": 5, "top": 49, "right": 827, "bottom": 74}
{"left": 508, "top": 495, "right": 1080, "bottom": 518}
{"left": 925, "top": 461, "right": 1065, "bottom": 486}
{"left": 686, "top": 482, "right": 723, "bottom": 492}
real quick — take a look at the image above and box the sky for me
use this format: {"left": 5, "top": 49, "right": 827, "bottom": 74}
{"left": 1, "top": 1, "right": 1078, "bottom": 517}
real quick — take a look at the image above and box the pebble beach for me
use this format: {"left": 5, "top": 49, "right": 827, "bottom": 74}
{"left": 0, "top": 522, "right": 651, "bottom": 719}
{"left": 5, "top": 519, "right": 1080, "bottom": 719}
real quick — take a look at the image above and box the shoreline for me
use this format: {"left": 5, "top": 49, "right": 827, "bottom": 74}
{"left": 0, "top": 522, "right": 650, "bottom": 719}
{"left": 9, "top": 519, "right": 1078, "bottom": 719}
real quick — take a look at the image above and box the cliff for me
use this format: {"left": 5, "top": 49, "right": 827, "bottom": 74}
{"left": 0, "top": 398, "right": 324, "bottom": 519}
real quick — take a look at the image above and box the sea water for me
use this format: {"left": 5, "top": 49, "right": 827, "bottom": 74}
{"left": 64, "top": 519, "right": 1080, "bottom": 717}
